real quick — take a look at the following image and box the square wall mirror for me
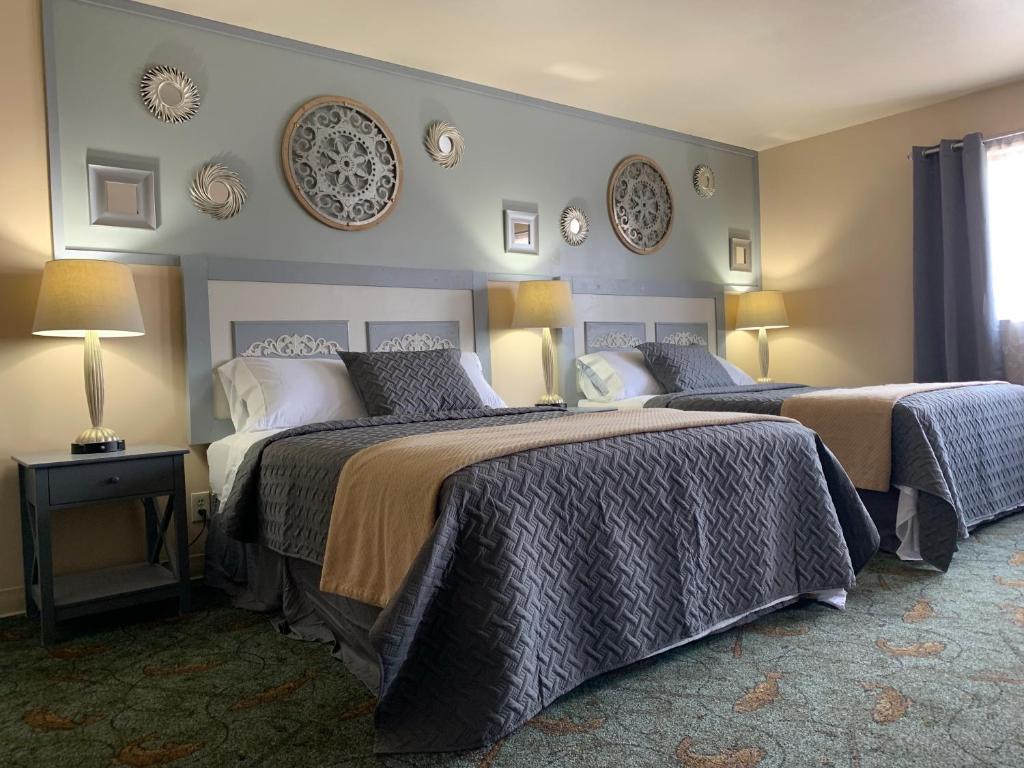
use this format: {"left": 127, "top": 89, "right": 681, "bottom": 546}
{"left": 87, "top": 162, "right": 157, "bottom": 229}
{"left": 729, "top": 235, "right": 753, "bottom": 272}
{"left": 504, "top": 209, "right": 539, "bottom": 254}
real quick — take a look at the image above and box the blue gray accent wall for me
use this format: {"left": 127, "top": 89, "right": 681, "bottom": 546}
{"left": 46, "top": 0, "right": 760, "bottom": 288}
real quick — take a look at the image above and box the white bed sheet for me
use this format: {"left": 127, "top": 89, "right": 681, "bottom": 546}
{"left": 208, "top": 429, "right": 281, "bottom": 500}
{"left": 577, "top": 395, "right": 657, "bottom": 410}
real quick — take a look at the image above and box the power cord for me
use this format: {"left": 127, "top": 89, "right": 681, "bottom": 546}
{"left": 188, "top": 507, "right": 209, "bottom": 549}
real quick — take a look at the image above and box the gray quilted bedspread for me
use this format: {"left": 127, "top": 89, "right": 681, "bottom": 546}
{"left": 649, "top": 383, "right": 1024, "bottom": 569}
{"left": 220, "top": 407, "right": 878, "bottom": 753}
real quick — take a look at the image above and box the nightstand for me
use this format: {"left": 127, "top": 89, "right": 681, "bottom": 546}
{"left": 13, "top": 444, "right": 190, "bottom": 646}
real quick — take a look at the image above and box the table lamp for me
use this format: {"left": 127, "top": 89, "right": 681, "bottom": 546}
{"left": 32, "top": 259, "right": 145, "bottom": 453}
{"left": 511, "top": 279, "right": 575, "bottom": 406}
{"left": 735, "top": 290, "right": 789, "bottom": 383}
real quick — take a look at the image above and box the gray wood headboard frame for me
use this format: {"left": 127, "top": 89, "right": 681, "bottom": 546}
{"left": 182, "top": 254, "right": 726, "bottom": 444}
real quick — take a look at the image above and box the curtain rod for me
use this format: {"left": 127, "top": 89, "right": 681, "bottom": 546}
{"left": 918, "top": 128, "right": 1024, "bottom": 157}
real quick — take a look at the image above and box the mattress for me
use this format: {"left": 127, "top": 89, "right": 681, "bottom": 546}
{"left": 208, "top": 429, "right": 281, "bottom": 499}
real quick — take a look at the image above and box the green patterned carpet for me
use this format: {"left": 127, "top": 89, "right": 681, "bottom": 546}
{"left": 3, "top": 515, "right": 1024, "bottom": 768}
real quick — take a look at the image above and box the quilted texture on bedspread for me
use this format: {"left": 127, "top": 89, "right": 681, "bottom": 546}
{"left": 220, "top": 408, "right": 877, "bottom": 752}
{"left": 651, "top": 382, "right": 1024, "bottom": 569}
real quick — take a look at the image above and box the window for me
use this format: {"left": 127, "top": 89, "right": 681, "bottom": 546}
{"left": 986, "top": 138, "right": 1024, "bottom": 321}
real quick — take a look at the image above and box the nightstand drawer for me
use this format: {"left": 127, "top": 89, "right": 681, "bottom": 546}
{"left": 48, "top": 457, "right": 175, "bottom": 506}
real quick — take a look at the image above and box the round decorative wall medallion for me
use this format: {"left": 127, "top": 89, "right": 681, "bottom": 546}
{"left": 693, "top": 164, "right": 716, "bottom": 198}
{"left": 560, "top": 206, "right": 590, "bottom": 246}
{"left": 281, "top": 95, "right": 402, "bottom": 230}
{"left": 607, "top": 155, "right": 674, "bottom": 254}
{"left": 424, "top": 121, "right": 465, "bottom": 169}
{"left": 190, "top": 162, "right": 247, "bottom": 220}
{"left": 139, "top": 65, "right": 200, "bottom": 123}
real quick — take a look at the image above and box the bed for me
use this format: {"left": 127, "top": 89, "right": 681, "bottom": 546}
{"left": 212, "top": 405, "right": 876, "bottom": 753}
{"left": 575, "top": 341, "right": 1024, "bottom": 571}
{"left": 183, "top": 256, "right": 879, "bottom": 753}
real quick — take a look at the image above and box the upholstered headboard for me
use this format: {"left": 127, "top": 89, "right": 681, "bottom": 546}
{"left": 181, "top": 255, "right": 485, "bottom": 444}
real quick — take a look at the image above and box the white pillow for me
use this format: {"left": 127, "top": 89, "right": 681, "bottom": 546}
{"left": 576, "top": 349, "right": 664, "bottom": 402}
{"left": 217, "top": 357, "right": 368, "bottom": 432}
{"left": 575, "top": 348, "right": 755, "bottom": 402}
{"left": 460, "top": 352, "right": 506, "bottom": 408}
{"left": 716, "top": 355, "right": 756, "bottom": 385}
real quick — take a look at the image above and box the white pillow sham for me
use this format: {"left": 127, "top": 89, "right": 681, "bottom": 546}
{"left": 576, "top": 348, "right": 754, "bottom": 402}
{"left": 217, "top": 351, "right": 505, "bottom": 432}
{"left": 217, "top": 357, "right": 368, "bottom": 432}
{"left": 717, "top": 356, "right": 756, "bottom": 386}
{"left": 576, "top": 349, "right": 663, "bottom": 402}
{"left": 459, "top": 351, "right": 507, "bottom": 409}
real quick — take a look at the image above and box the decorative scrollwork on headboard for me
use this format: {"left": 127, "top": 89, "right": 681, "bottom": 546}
{"left": 583, "top": 322, "right": 648, "bottom": 354}
{"left": 231, "top": 321, "right": 350, "bottom": 359}
{"left": 590, "top": 331, "right": 643, "bottom": 350}
{"left": 654, "top": 322, "right": 709, "bottom": 349}
{"left": 374, "top": 333, "right": 456, "bottom": 352}
{"left": 659, "top": 331, "right": 706, "bottom": 347}
{"left": 240, "top": 334, "right": 346, "bottom": 357}
{"left": 366, "top": 321, "right": 460, "bottom": 353}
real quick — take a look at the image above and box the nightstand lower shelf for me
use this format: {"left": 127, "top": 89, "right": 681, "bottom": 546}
{"left": 30, "top": 562, "right": 180, "bottom": 621}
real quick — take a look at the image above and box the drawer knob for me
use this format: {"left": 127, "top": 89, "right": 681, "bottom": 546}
{"left": 107, "top": 476, "right": 121, "bottom": 484}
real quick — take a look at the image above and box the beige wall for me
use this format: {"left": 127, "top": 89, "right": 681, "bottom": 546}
{"left": 753, "top": 78, "right": 1024, "bottom": 386}
{"left": 0, "top": 0, "right": 206, "bottom": 616}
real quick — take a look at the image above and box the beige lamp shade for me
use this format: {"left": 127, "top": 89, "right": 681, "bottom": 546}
{"left": 511, "top": 280, "right": 575, "bottom": 329}
{"left": 735, "top": 290, "right": 789, "bottom": 330}
{"left": 32, "top": 259, "right": 145, "bottom": 338}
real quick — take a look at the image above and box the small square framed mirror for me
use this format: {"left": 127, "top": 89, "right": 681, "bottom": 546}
{"left": 504, "top": 209, "right": 539, "bottom": 254}
{"left": 729, "top": 236, "right": 753, "bottom": 272}
{"left": 87, "top": 163, "right": 157, "bottom": 229}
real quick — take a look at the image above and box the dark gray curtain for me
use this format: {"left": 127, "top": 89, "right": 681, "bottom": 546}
{"left": 912, "top": 133, "right": 1002, "bottom": 381}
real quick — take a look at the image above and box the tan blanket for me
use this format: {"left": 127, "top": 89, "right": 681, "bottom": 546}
{"left": 780, "top": 381, "right": 1001, "bottom": 492}
{"left": 319, "top": 409, "right": 793, "bottom": 607}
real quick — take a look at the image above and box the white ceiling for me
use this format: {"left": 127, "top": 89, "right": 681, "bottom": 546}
{"left": 138, "top": 0, "right": 1024, "bottom": 150}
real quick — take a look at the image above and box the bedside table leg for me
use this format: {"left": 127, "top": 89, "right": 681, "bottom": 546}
{"left": 18, "top": 466, "right": 38, "bottom": 620}
{"left": 172, "top": 455, "right": 191, "bottom": 613}
{"left": 34, "top": 495, "right": 57, "bottom": 647}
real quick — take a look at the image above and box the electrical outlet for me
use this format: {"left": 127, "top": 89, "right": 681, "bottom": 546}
{"left": 190, "top": 491, "right": 211, "bottom": 524}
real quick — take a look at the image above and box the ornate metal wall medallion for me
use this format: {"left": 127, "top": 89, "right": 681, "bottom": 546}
{"left": 139, "top": 66, "right": 200, "bottom": 123}
{"left": 693, "top": 164, "right": 716, "bottom": 198}
{"left": 282, "top": 95, "right": 402, "bottom": 230}
{"left": 190, "top": 162, "right": 247, "bottom": 220}
{"left": 560, "top": 206, "right": 590, "bottom": 246}
{"left": 607, "top": 155, "right": 673, "bottom": 254}
{"left": 424, "top": 121, "right": 465, "bottom": 169}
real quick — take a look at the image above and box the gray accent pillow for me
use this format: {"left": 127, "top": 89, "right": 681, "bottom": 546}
{"left": 339, "top": 349, "right": 484, "bottom": 416}
{"left": 636, "top": 342, "right": 735, "bottom": 392}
